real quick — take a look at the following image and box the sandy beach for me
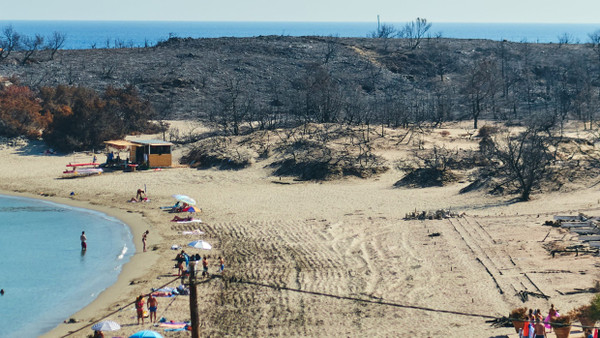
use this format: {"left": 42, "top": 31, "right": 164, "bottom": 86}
{"left": 1, "top": 121, "right": 599, "bottom": 337}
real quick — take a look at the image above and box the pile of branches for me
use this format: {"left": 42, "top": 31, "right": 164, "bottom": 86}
{"left": 404, "top": 209, "right": 463, "bottom": 220}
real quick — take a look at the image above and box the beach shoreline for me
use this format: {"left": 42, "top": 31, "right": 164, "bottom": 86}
{"left": 0, "top": 189, "right": 157, "bottom": 338}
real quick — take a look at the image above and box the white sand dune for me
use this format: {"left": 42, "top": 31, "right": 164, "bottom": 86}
{"left": 0, "top": 122, "right": 597, "bottom": 337}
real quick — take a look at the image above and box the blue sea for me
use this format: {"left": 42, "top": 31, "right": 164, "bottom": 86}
{"left": 0, "top": 21, "right": 599, "bottom": 50}
{"left": 0, "top": 195, "right": 134, "bottom": 338}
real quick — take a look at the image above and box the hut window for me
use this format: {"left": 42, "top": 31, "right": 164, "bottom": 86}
{"left": 153, "top": 145, "right": 171, "bottom": 155}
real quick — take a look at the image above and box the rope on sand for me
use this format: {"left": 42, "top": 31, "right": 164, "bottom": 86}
{"left": 222, "top": 275, "right": 599, "bottom": 330}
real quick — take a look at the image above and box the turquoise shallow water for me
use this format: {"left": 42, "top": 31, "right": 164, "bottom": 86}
{"left": 0, "top": 195, "right": 134, "bottom": 338}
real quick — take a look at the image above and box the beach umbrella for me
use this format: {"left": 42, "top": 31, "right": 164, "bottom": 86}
{"left": 91, "top": 320, "right": 121, "bottom": 331}
{"left": 188, "top": 240, "right": 212, "bottom": 250}
{"left": 129, "top": 330, "right": 164, "bottom": 338}
{"left": 172, "top": 194, "right": 196, "bottom": 206}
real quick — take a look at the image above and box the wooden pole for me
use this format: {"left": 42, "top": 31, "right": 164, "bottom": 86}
{"left": 189, "top": 264, "right": 199, "bottom": 338}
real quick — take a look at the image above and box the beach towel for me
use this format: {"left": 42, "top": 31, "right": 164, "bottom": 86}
{"left": 173, "top": 219, "right": 202, "bottom": 224}
{"left": 544, "top": 315, "right": 551, "bottom": 329}
{"left": 522, "top": 321, "right": 529, "bottom": 337}
{"left": 164, "top": 327, "right": 187, "bottom": 332}
{"left": 154, "top": 287, "right": 176, "bottom": 293}
{"left": 181, "top": 229, "right": 204, "bottom": 235}
{"left": 151, "top": 291, "right": 175, "bottom": 297}
{"left": 159, "top": 322, "right": 187, "bottom": 328}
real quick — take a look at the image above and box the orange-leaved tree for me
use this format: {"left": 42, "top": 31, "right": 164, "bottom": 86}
{"left": 0, "top": 85, "right": 50, "bottom": 138}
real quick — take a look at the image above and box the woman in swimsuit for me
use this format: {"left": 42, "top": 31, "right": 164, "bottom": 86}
{"left": 142, "top": 230, "right": 149, "bottom": 252}
{"left": 135, "top": 295, "right": 145, "bottom": 325}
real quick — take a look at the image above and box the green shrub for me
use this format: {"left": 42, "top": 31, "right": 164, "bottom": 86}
{"left": 589, "top": 294, "right": 600, "bottom": 321}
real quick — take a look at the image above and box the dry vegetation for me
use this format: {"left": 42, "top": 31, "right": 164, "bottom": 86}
{"left": 181, "top": 124, "right": 389, "bottom": 180}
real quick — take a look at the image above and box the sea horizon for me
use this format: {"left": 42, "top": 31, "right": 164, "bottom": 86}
{"left": 0, "top": 20, "right": 599, "bottom": 49}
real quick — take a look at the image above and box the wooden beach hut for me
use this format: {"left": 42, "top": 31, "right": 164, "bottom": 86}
{"left": 129, "top": 139, "right": 173, "bottom": 167}
{"left": 104, "top": 139, "right": 173, "bottom": 168}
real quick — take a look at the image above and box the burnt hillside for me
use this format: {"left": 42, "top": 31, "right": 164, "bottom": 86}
{"left": 1, "top": 36, "right": 598, "bottom": 131}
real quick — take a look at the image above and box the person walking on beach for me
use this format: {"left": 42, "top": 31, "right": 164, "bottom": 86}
{"left": 218, "top": 256, "right": 225, "bottom": 273}
{"left": 175, "top": 250, "right": 187, "bottom": 276}
{"left": 135, "top": 294, "right": 145, "bottom": 325}
{"left": 147, "top": 294, "right": 158, "bottom": 323}
{"left": 142, "top": 230, "right": 149, "bottom": 252}
{"left": 202, "top": 256, "right": 209, "bottom": 278}
{"left": 80, "top": 231, "right": 87, "bottom": 251}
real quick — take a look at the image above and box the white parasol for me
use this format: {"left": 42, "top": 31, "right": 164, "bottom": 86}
{"left": 91, "top": 320, "right": 121, "bottom": 331}
{"left": 172, "top": 194, "right": 196, "bottom": 206}
{"left": 188, "top": 240, "right": 212, "bottom": 250}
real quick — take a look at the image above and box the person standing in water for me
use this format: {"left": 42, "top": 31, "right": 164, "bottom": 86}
{"left": 80, "top": 231, "right": 87, "bottom": 251}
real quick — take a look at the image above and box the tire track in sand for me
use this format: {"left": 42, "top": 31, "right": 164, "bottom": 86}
{"left": 448, "top": 216, "right": 539, "bottom": 301}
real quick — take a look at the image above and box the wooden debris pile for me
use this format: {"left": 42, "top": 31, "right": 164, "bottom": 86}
{"left": 404, "top": 209, "right": 463, "bottom": 220}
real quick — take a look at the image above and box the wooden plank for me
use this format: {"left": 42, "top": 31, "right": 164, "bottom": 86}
{"left": 561, "top": 222, "right": 593, "bottom": 228}
{"left": 555, "top": 215, "right": 584, "bottom": 221}
{"left": 572, "top": 228, "right": 599, "bottom": 235}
